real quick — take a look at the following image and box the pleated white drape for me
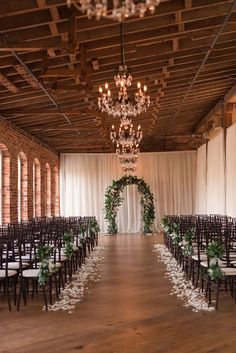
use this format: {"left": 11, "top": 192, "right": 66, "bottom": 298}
{"left": 60, "top": 151, "right": 196, "bottom": 233}
{"left": 206, "top": 130, "right": 225, "bottom": 214}
{"left": 226, "top": 123, "right": 236, "bottom": 217}
{"left": 195, "top": 144, "right": 207, "bottom": 214}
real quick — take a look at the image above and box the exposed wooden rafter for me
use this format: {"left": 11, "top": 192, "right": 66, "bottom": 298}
{"left": 0, "top": 73, "right": 19, "bottom": 93}
{"left": 0, "top": 0, "right": 236, "bottom": 152}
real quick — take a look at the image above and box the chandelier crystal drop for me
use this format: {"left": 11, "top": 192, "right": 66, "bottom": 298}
{"left": 67, "top": 0, "right": 161, "bottom": 22}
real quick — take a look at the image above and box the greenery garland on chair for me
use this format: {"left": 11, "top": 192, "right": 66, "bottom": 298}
{"left": 206, "top": 240, "right": 224, "bottom": 281}
{"left": 104, "top": 175, "right": 155, "bottom": 235}
{"left": 38, "top": 245, "right": 57, "bottom": 287}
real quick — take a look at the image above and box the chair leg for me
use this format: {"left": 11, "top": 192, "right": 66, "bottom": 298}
{"left": 208, "top": 281, "right": 212, "bottom": 305}
{"left": 14, "top": 277, "right": 18, "bottom": 306}
{"left": 195, "top": 265, "right": 200, "bottom": 289}
{"left": 49, "top": 277, "right": 52, "bottom": 305}
{"left": 215, "top": 281, "right": 220, "bottom": 310}
{"left": 54, "top": 274, "right": 59, "bottom": 299}
{"left": 43, "top": 285, "right": 48, "bottom": 311}
{"left": 23, "top": 279, "right": 27, "bottom": 305}
{"left": 17, "top": 279, "right": 23, "bottom": 311}
{"left": 6, "top": 279, "right": 12, "bottom": 312}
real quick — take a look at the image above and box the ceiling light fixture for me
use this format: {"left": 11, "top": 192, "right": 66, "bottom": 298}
{"left": 110, "top": 118, "right": 142, "bottom": 149}
{"left": 67, "top": 0, "right": 161, "bottom": 22}
{"left": 111, "top": 118, "right": 142, "bottom": 172}
{"left": 98, "top": 23, "right": 150, "bottom": 118}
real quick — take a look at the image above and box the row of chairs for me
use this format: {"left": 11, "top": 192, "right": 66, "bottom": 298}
{"left": 162, "top": 214, "right": 236, "bottom": 309}
{"left": 0, "top": 216, "right": 99, "bottom": 311}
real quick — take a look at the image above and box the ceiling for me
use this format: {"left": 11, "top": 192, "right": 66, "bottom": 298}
{"left": 1, "top": 0, "right": 236, "bottom": 153}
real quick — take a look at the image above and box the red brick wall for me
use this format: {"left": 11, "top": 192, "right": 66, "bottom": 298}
{"left": 0, "top": 121, "right": 59, "bottom": 224}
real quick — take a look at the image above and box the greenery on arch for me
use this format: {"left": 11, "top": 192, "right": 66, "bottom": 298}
{"left": 104, "top": 175, "right": 155, "bottom": 235}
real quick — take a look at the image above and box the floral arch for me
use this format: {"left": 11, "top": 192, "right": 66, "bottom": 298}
{"left": 104, "top": 175, "right": 155, "bottom": 235}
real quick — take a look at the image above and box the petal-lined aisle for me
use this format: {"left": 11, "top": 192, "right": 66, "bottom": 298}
{"left": 153, "top": 244, "right": 214, "bottom": 312}
{"left": 46, "top": 246, "right": 106, "bottom": 313}
{"left": 1, "top": 235, "right": 236, "bottom": 353}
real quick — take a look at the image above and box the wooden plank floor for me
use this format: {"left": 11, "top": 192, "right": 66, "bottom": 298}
{"left": 1, "top": 234, "right": 236, "bottom": 353}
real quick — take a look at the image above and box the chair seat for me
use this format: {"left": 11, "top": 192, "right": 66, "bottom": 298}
{"left": 37, "top": 261, "right": 62, "bottom": 268}
{"left": 15, "top": 254, "right": 34, "bottom": 261}
{"left": 49, "top": 255, "right": 67, "bottom": 262}
{"left": 192, "top": 254, "right": 207, "bottom": 261}
{"left": 22, "top": 269, "right": 40, "bottom": 278}
{"left": 201, "top": 260, "right": 227, "bottom": 268}
{"left": 222, "top": 254, "right": 236, "bottom": 260}
{"left": 0, "top": 269, "right": 17, "bottom": 278}
{"left": 2, "top": 262, "right": 29, "bottom": 270}
{"left": 222, "top": 267, "right": 236, "bottom": 275}
{"left": 200, "top": 261, "right": 208, "bottom": 268}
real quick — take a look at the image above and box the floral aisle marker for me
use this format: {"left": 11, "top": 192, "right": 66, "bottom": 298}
{"left": 104, "top": 175, "right": 155, "bottom": 235}
{"left": 153, "top": 244, "right": 214, "bottom": 312}
{"left": 45, "top": 246, "right": 106, "bottom": 313}
{"left": 206, "top": 240, "right": 224, "bottom": 281}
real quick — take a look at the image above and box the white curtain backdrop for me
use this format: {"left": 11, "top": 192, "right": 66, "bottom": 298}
{"left": 206, "top": 129, "right": 225, "bottom": 215}
{"left": 60, "top": 151, "right": 196, "bottom": 233}
{"left": 195, "top": 144, "right": 207, "bottom": 214}
{"left": 226, "top": 123, "right": 236, "bottom": 217}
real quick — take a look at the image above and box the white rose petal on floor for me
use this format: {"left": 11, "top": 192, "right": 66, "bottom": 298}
{"left": 45, "top": 246, "right": 106, "bottom": 313}
{"left": 153, "top": 244, "right": 214, "bottom": 312}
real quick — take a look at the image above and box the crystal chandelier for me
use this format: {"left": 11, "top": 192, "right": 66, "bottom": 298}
{"left": 110, "top": 117, "right": 142, "bottom": 149}
{"left": 111, "top": 117, "right": 142, "bottom": 172}
{"left": 117, "top": 145, "right": 139, "bottom": 172}
{"left": 98, "top": 22, "right": 150, "bottom": 118}
{"left": 67, "top": 0, "right": 161, "bottom": 22}
{"left": 120, "top": 154, "right": 138, "bottom": 172}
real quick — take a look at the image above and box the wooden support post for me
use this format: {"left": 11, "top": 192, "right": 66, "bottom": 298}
{"left": 68, "top": 6, "right": 77, "bottom": 55}
{"left": 80, "top": 43, "right": 88, "bottom": 83}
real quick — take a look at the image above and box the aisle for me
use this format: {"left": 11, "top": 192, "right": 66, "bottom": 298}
{"left": 1, "top": 234, "right": 236, "bottom": 353}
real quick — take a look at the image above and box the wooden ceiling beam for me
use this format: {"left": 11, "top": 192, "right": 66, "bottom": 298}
{"left": 13, "top": 64, "right": 40, "bottom": 89}
{"left": 2, "top": 10, "right": 235, "bottom": 53}
{"left": 42, "top": 68, "right": 81, "bottom": 77}
{"left": 0, "top": 0, "right": 235, "bottom": 152}
{"left": 194, "top": 81, "right": 236, "bottom": 132}
{"left": 0, "top": 0, "right": 65, "bottom": 18}
{"left": 0, "top": 1, "right": 229, "bottom": 34}
{"left": 0, "top": 30, "right": 234, "bottom": 73}
{"left": 0, "top": 109, "right": 89, "bottom": 115}
{"left": 0, "top": 38, "right": 71, "bottom": 51}
{"left": 0, "top": 73, "right": 19, "bottom": 93}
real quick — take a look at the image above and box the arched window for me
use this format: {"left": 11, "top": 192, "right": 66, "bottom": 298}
{"left": 53, "top": 166, "right": 60, "bottom": 216}
{"left": 18, "top": 152, "right": 28, "bottom": 222}
{"left": 33, "top": 158, "right": 41, "bottom": 218}
{"left": 0, "top": 143, "right": 10, "bottom": 224}
{"left": 45, "top": 163, "right": 51, "bottom": 217}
